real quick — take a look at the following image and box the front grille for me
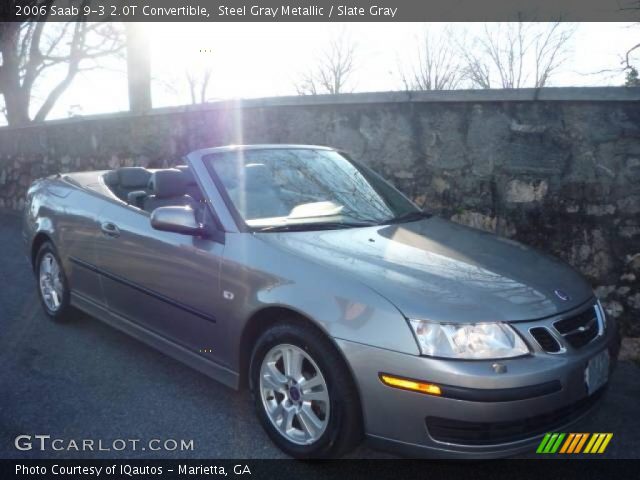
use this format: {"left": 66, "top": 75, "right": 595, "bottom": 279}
{"left": 554, "top": 305, "right": 600, "bottom": 349}
{"left": 426, "top": 389, "right": 604, "bottom": 445}
{"left": 530, "top": 327, "right": 561, "bottom": 353}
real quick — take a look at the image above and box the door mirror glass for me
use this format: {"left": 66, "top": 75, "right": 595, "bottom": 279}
{"left": 150, "top": 206, "right": 203, "bottom": 236}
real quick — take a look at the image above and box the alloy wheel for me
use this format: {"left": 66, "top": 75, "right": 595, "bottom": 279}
{"left": 259, "top": 343, "right": 330, "bottom": 445}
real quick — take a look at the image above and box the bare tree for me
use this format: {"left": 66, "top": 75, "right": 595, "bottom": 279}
{"left": 157, "top": 49, "right": 214, "bottom": 105}
{"left": 575, "top": 21, "right": 639, "bottom": 87}
{"left": 614, "top": 2, "right": 640, "bottom": 85}
{"left": 185, "top": 66, "right": 213, "bottom": 104}
{"left": 620, "top": 19, "right": 640, "bottom": 86}
{"left": 622, "top": 39, "right": 640, "bottom": 85}
{"left": 296, "top": 31, "right": 356, "bottom": 95}
{"left": 460, "top": 22, "right": 576, "bottom": 89}
{"left": 401, "top": 26, "right": 464, "bottom": 91}
{"left": 158, "top": 67, "right": 214, "bottom": 106}
{"left": 0, "top": 15, "right": 124, "bottom": 125}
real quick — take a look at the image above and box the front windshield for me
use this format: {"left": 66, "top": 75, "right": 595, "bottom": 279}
{"left": 203, "top": 148, "right": 419, "bottom": 231}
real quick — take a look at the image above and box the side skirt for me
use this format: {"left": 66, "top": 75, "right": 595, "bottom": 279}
{"left": 71, "top": 291, "right": 240, "bottom": 389}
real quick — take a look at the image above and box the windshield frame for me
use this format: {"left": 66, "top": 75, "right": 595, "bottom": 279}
{"left": 201, "top": 147, "right": 421, "bottom": 233}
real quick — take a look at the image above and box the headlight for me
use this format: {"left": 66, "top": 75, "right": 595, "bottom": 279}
{"left": 408, "top": 320, "right": 529, "bottom": 359}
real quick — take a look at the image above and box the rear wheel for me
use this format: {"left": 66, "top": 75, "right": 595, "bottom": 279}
{"left": 250, "top": 322, "right": 363, "bottom": 458}
{"left": 35, "top": 242, "right": 75, "bottom": 321}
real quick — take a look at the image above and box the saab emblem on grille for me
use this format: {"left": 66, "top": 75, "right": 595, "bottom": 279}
{"left": 554, "top": 289, "right": 570, "bottom": 301}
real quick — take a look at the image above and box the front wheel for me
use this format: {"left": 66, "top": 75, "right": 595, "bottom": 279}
{"left": 250, "top": 322, "right": 363, "bottom": 458}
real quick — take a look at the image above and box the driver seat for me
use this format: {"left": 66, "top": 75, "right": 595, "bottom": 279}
{"left": 143, "top": 169, "right": 196, "bottom": 213}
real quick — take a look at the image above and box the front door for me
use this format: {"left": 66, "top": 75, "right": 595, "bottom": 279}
{"left": 93, "top": 203, "right": 226, "bottom": 365}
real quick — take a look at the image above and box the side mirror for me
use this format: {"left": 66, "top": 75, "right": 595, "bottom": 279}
{"left": 150, "top": 206, "right": 204, "bottom": 236}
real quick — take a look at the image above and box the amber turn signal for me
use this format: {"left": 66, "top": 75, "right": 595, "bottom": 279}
{"left": 379, "top": 374, "right": 442, "bottom": 395}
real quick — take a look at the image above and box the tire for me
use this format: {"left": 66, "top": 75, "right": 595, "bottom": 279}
{"left": 35, "top": 241, "right": 75, "bottom": 321}
{"left": 249, "top": 321, "right": 363, "bottom": 458}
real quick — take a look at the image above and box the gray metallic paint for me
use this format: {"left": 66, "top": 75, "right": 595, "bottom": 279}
{"left": 23, "top": 145, "right": 618, "bottom": 458}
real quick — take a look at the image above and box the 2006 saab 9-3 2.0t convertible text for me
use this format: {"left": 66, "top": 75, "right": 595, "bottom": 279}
{"left": 23, "top": 145, "right": 619, "bottom": 458}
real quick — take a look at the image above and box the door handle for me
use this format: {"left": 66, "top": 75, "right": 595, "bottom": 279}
{"left": 100, "top": 221, "right": 120, "bottom": 238}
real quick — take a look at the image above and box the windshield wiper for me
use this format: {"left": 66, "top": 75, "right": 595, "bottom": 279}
{"left": 381, "top": 210, "right": 432, "bottom": 225}
{"left": 254, "top": 221, "right": 375, "bottom": 233}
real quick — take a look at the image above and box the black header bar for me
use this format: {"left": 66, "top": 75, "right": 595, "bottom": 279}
{"left": 1, "top": 0, "right": 639, "bottom": 22}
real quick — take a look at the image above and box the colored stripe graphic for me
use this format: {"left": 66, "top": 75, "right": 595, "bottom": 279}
{"left": 584, "top": 433, "right": 599, "bottom": 453}
{"left": 559, "top": 433, "right": 575, "bottom": 453}
{"left": 584, "top": 433, "right": 614, "bottom": 454}
{"left": 544, "top": 433, "right": 559, "bottom": 453}
{"left": 550, "top": 433, "right": 565, "bottom": 453}
{"left": 573, "top": 433, "right": 589, "bottom": 453}
{"left": 591, "top": 434, "right": 606, "bottom": 453}
{"left": 536, "top": 433, "right": 565, "bottom": 454}
{"left": 597, "top": 434, "right": 613, "bottom": 453}
{"left": 536, "top": 434, "right": 551, "bottom": 453}
{"left": 540, "top": 433, "right": 613, "bottom": 454}
{"left": 564, "top": 433, "right": 586, "bottom": 454}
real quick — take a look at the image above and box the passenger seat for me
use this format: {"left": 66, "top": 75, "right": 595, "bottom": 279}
{"left": 104, "top": 167, "right": 152, "bottom": 201}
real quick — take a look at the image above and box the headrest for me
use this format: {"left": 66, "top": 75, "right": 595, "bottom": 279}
{"left": 244, "top": 164, "right": 273, "bottom": 191}
{"left": 148, "top": 169, "right": 188, "bottom": 199}
{"left": 175, "top": 165, "right": 196, "bottom": 184}
{"left": 103, "top": 170, "right": 119, "bottom": 186}
{"left": 117, "top": 167, "right": 151, "bottom": 188}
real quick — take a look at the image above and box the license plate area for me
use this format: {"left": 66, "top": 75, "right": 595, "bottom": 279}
{"left": 585, "top": 349, "right": 610, "bottom": 395}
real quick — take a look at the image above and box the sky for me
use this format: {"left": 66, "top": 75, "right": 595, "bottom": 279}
{"left": 9, "top": 22, "right": 640, "bottom": 122}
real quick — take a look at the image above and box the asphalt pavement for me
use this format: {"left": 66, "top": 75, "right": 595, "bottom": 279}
{"left": 1, "top": 212, "right": 638, "bottom": 459}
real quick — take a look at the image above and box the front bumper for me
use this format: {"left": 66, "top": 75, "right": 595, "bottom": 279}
{"left": 336, "top": 313, "right": 620, "bottom": 459}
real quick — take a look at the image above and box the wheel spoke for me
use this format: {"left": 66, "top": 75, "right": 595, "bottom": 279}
{"left": 270, "top": 401, "right": 285, "bottom": 420}
{"left": 301, "top": 387, "right": 329, "bottom": 404}
{"left": 297, "top": 404, "right": 324, "bottom": 439}
{"left": 50, "top": 290, "right": 60, "bottom": 308}
{"left": 298, "top": 374, "right": 323, "bottom": 391}
{"left": 45, "top": 295, "right": 55, "bottom": 310}
{"left": 266, "top": 362, "right": 287, "bottom": 384}
{"left": 41, "top": 257, "right": 51, "bottom": 275}
{"left": 279, "top": 407, "right": 295, "bottom": 434}
{"left": 262, "top": 367, "right": 285, "bottom": 392}
{"left": 283, "top": 347, "right": 304, "bottom": 381}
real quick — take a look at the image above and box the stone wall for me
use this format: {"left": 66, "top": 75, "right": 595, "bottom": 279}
{"left": 1, "top": 87, "right": 639, "bottom": 334}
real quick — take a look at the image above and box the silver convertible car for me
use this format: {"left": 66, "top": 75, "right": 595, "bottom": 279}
{"left": 23, "top": 145, "right": 619, "bottom": 458}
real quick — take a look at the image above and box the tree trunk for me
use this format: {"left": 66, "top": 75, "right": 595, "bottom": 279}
{"left": 0, "top": 23, "right": 31, "bottom": 125}
{"left": 3, "top": 88, "right": 31, "bottom": 125}
{"left": 125, "top": 23, "right": 151, "bottom": 113}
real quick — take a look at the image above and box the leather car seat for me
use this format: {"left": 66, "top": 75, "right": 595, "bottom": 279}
{"left": 143, "top": 169, "right": 196, "bottom": 213}
{"left": 104, "top": 167, "right": 152, "bottom": 201}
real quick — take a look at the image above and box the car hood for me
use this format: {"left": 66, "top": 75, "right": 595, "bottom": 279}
{"left": 258, "top": 217, "right": 594, "bottom": 323}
